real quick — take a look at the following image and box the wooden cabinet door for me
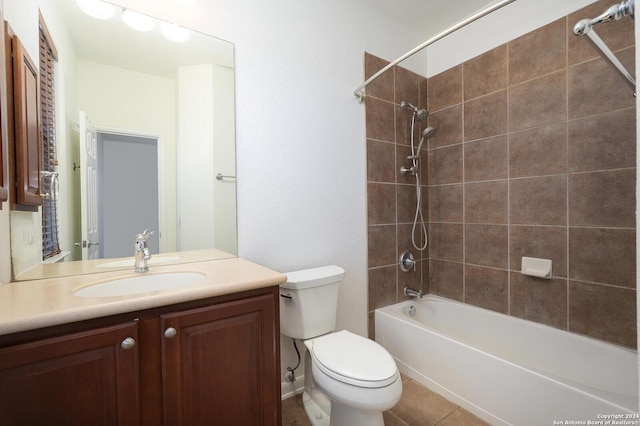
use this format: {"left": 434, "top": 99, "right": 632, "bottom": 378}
{"left": 161, "top": 292, "right": 280, "bottom": 426}
{"left": 0, "top": 4, "right": 7, "bottom": 207}
{"left": 0, "top": 322, "right": 140, "bottom": 426}
{"left": 7, "top": 29, "right": 41, "bottom": 210}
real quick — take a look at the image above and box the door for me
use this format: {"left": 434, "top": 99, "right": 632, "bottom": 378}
{"left": 79, "top": 111, "right": 99, "bottom": 259}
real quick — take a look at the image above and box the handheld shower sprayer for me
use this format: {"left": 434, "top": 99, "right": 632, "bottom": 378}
{"left": 400, "top": 101, "right": 437, "bottom": 252}
{"left": 407, "top": 127, "right": 436, "bottom": 160}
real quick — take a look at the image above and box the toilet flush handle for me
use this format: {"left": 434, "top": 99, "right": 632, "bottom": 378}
{"left": 280, "top": 293, "right": 292, "bottom": 301}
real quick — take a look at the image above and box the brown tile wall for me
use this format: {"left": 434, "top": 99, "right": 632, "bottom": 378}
{"left": 366, "top": 0, "right": 637, "bottom": 348}
{"left": 365, "top": 53, "right": 429, "bottom": 338}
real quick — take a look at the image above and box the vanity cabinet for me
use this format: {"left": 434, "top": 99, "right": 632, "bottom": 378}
{"left": 0, "top": 286, "right": 281, "bottom": 426}
{"left": 0, "top": 321, "right": 140, "bottom": 425}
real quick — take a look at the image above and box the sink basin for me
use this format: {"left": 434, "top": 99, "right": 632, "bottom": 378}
{"left": 73, "top": 272, "right": 205, "bottom": 298}
{"left": 95, "top": 256, "right": 182, "bottom": 268}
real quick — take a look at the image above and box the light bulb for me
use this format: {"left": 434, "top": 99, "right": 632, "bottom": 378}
{"left": 122, "top": 9, "right": 155, "bottom": 32}
{"left": 77, "top": 0, "right": 115, "bottom": 20}
{"left": 161, "top": 22, "right": 190, "bottom": 43}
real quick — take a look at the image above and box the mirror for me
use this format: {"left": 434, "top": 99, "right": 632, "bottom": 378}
{"left": 10, "top": 0, "right": 237, "bottom": 280}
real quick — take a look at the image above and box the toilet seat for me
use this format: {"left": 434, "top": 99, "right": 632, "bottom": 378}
{"left": 310, "top": 330, "right": 398, "bottom": 388}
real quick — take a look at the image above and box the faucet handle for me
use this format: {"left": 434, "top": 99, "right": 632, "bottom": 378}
{"left": 399, "top": 250, "right": 416, "bottom": 272}
{"left": 135, "top": 229, "right": 154, "bottom": 242}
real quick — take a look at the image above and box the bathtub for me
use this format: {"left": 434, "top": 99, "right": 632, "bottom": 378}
{"left": 375, "top": 295, "right": 638, "bottom": 426}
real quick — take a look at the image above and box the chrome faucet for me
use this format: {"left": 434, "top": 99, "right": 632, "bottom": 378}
{"left": 403, "top": 286, "right": 422, "bottom": 299}
{"left": 134, "top": 229, "right": 153, "bottom": 273}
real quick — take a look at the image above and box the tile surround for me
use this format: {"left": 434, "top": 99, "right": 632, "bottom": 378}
{"left": 366, "top": 0, "right": 636, "bottom": 348}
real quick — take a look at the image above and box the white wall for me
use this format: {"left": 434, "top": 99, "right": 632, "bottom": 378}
{"left": 211, "top": 64, "right": 237, "bottom": 255}
{"left": 178, "top": 65, "right": 215, "bottom": 251}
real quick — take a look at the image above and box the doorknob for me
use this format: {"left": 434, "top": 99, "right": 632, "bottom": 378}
{"left": 74, "top": 241, "right": 100, "bottom": 248}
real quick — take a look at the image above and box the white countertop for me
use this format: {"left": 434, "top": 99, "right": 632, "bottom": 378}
{"left": 0, "top": 255, "right": 286, "bottom": 336}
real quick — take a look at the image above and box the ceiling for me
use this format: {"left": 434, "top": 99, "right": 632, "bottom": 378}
{"left": 359, "top": 0, "right": 503, "bottom": 37}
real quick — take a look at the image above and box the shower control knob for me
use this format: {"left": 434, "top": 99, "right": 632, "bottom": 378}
{"left": 164, "top": 327, "right": 177, "bottom": 339}
{"left": 121, "top": 337, "right": 136, "bottom": 351}
{"left": 399, "top": 250, "right": 416, "bottom": 272}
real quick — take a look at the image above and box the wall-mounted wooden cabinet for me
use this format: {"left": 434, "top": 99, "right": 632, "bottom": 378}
{"left": 0, "top": 8, "right": 9, "bottom": 208}
{"left": 5, "top": 23, "right": 41, "bottom": 211}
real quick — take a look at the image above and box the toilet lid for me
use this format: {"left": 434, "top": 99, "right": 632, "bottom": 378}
{"left": 311, "top": 330, "right": 398, "bottom": 388}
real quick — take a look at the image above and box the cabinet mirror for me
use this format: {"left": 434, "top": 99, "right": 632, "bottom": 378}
{"left": 9, "top": 0, "right": 236, "bottom": 280}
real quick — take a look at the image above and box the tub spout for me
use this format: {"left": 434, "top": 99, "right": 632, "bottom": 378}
{"left": 403, "top": 286, "right": 422, "bottom": 299}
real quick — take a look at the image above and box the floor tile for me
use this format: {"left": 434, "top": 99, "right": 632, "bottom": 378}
{"left": 281, "top": 376, "right": 488, "bottom": 426}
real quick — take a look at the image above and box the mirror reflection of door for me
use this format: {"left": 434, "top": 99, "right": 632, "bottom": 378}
{"left": 98, "top": 132, "right": 159, "bottom": 258}
{"left": 79, "top": 111, "right": 160, "bottom": 260}
{"left": 79, "top": 111, "right": 99, "bottom": 260}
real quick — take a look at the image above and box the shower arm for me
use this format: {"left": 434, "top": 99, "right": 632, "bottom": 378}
{"left": 353, "top": 0, "right": 516, "bottom": 103}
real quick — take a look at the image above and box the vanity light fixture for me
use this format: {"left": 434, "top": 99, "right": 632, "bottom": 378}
{"left": 77, "top": 2, "right": 189, "bottom": 43}
{"left": 122, "top": 9, "right": 155, "bottom": 32}
{"left": 76, "top": 0, "right": 115, "bottom": 20}
{"left": 160, "top": 22, "right": 190, "bottom": 43}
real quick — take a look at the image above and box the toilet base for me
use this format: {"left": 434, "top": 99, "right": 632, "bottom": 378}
{"left": 329, "top": 402, "right": 384, "bottom": 426}
{"left": 303, "top": 389, "right": 385, "bottom": 426}
{"left": 302, "top": 389, "right": 330, "bottom": 426}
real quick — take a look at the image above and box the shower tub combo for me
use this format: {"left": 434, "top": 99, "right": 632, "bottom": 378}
{"left": 375, "top": 295, "right": 638, "bottom": 426}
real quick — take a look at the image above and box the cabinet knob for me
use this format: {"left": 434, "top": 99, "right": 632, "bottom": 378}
{"left": 164, "top": 327, "right": 177, "bottom": 339}
{"left": 121, "top": 337, "right": 136, "bottom": 351}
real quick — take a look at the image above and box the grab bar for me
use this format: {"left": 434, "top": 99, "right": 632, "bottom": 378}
{"left": 573, "top": 0, "right": 635, "bottom": 95}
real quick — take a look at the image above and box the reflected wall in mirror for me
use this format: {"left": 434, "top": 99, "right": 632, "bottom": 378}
{"left": 6, "top": 0, "right": 237, "bottom": 280}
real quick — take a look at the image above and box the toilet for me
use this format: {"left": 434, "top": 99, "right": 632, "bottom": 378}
{"left": 280, "top": 265, "right": 402, "bottom": 426}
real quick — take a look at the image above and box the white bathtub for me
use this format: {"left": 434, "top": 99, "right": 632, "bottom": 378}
{"left": 375, "top": 295, "right": 638, "bottom": 426}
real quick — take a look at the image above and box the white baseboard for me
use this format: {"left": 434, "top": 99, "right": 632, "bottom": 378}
{"left": 281, "top": 374, "right": 305, "bottom": 400}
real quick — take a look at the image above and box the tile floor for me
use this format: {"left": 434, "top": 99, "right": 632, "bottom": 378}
{"left": 281, "top": 375, "right": 489, "bottom": 426}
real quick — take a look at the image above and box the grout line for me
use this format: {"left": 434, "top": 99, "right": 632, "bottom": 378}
{"left": 565, "top": 31, "right": 571, "bottom": 332}
{"left": 506, "top": 39, "right": 511, "bottom": 316}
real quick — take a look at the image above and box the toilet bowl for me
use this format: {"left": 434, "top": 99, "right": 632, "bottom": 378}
{"left": 304, "top": 330, "right": 402, "bottom": 426}
{"left": 279, "top": 266, "right": 402, "bottom": 426}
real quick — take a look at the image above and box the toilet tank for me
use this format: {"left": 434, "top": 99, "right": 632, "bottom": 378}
{"left": 280, "top": 265, "right": 345, "bottom": 339}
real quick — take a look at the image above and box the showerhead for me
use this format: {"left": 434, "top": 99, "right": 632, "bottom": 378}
{"left": 400, "top": 101, "right": 429, "bottom": 121}
{"left": 408, "top": 126, "right": 436, "bottom": 160}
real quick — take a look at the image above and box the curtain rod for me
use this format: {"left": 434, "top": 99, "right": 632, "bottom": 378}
{"left": 353, "top": 0, "right": 516, "bottom": 103}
